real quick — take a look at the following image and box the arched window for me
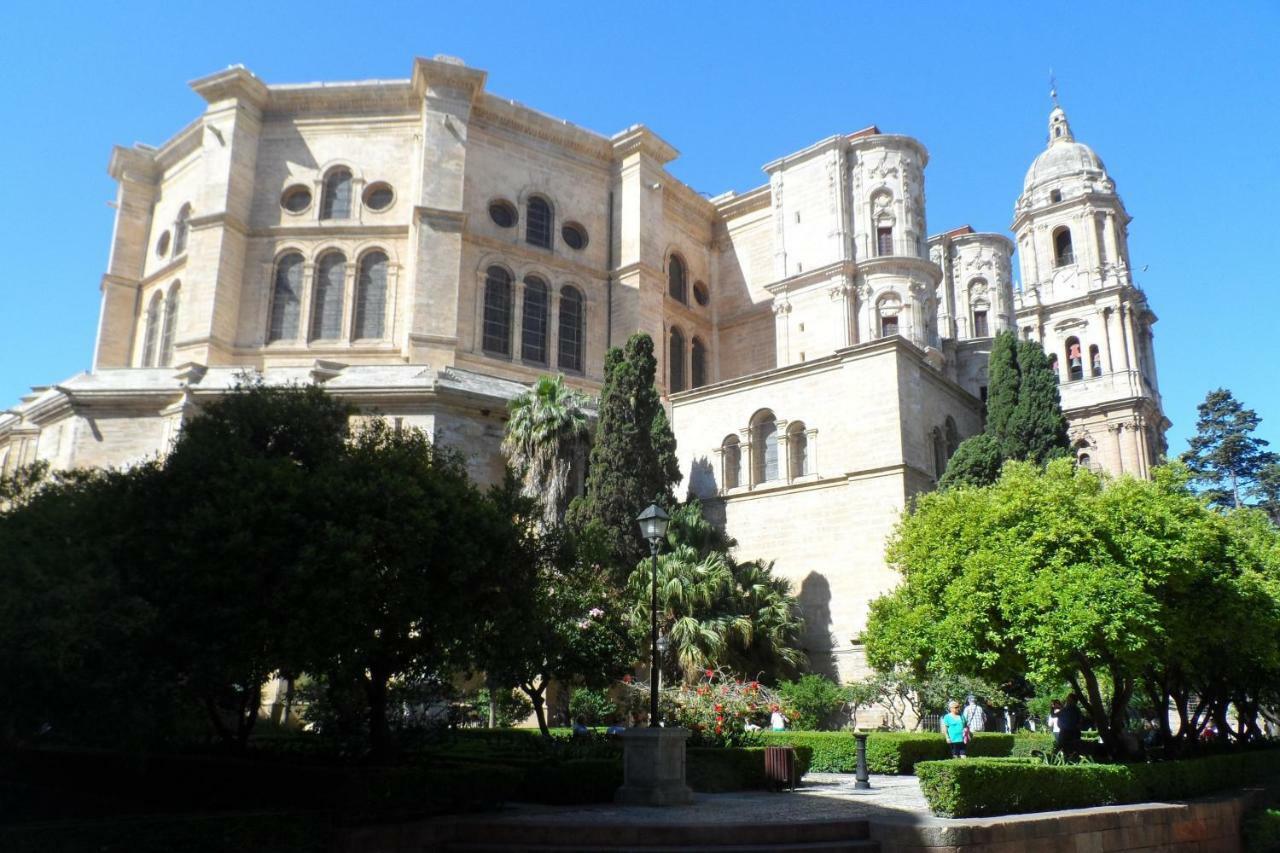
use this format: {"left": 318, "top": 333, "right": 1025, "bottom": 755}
{"left": 669, "top": 326, "right": 686, "bottom": 392}
{"left": 142, "top": 291, "right": 163, "bottom": 367}
{"left": 668, "top": 254, "right": 687, "bottom": 303}
{"left": 354, "top": 251, "right": 389, "bottom": 340}
{"left": 722, "top": 435, "right": 741, "bottom": 490}
{"left": 1078, "top": 452, "right": 1092, "bottom": 468}
{"left": 1053, "top": 227, "right": 1074, "bottom": 267}
{"left": 521, "top": 276, "right": 549, "bottom": 364}
{"left": 558, "top": 286, "right": 584, "bottom": 372}
{"left": 310, "top": 252, "right": 346, "bottom": 341}
{"left": 320, "top": 168, "right": 352, "bottom": 220}
{"left": 267, "top": 252, "right": 303, "bottom": 343}
{"left": 1048, "top": 353, "right": 1060, "bottom": 381}
{"left": 945, "top": 416, "right": 959, "bottom": 458}
{"left": 1089, "top": 344, "right": 1102, "bottom": 377}
{"left": 788, "top": 421, "right": 808, "bottom": 478}
{"left": 932, "top": 427, "right": 947, "bottom": 480}
{"left": 752, "top": 411, "right": 779, "bottom": 484}
{"left": 1065, "top": 336, "right": 1084, "bottom": 381}
{"left": 173, "top": 204, "right": 191, "bottom": 256}
{"left": 482, "top": 266, "right": 513, "bottom": 356}
{"left": 526, "top": 196, "right": 552, "bottom": 248}
{"left": 691, "top": 337, "right": 707, "bottom": 388}
{"left": 159, "top": 282, "right": 180, "bottom": 366}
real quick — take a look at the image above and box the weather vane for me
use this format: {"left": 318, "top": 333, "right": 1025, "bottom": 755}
{"left": 1049, "top": 69, "right": 1059, "bottom": 106}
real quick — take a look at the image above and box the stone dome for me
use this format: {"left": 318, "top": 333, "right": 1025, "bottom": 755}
{"left": 1022, "top": 105, "right": 1107, "bottom": 192}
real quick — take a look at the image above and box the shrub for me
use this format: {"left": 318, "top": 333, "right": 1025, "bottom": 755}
{"left": 569, "top": 687, "right": 617, "bottom": 725}
{"left": 465, "top": 688, "right": 535, "bottom": 728}
{"left": 1010, "top": 731, "right": 1056, "bottom": 757}
{"left": 774, "top": 675, "right": 848, "bottom": 730}
{"left": 757, "top": 731, "right": 1013, "bottom": 774}
{"left": 1244, "top": 807, "right": 1280, "bottom": 853}
{"left": 916, "top": 748, "right": 1280, "bottom": 818}
{"left": 517, "top": 759, "right": 623, "bottom": 804}
{"left": 686, "top": 746, "right": 813, "bottom": 792}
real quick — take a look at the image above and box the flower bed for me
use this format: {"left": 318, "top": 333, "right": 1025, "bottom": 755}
{"left": 757, "top": 731, "right": 1014, "bottom": 774}
{"left": 915, "top": 748, "right": 1280, "bottom": 818}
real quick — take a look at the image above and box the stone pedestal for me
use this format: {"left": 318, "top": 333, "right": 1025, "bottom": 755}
{"left": 615, "top": 727, "right": 694, "bottom": 806}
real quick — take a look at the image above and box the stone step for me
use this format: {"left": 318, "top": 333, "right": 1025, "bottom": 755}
{"left": 441, "top": 819, "right": 874, "bottom": 850}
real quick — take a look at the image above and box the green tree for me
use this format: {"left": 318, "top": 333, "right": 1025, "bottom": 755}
{"left": 940, "top": 333, "right": 1068, "bottom": 488}
{"left": 775, "top": 674, "right": 849, "bottom": 730}
{"left": 626, "top": 501, "right": 805, "bottom": 685}
{"left": 502, "top": 374, "right": 592, "bottom": 528}
{"left": 1182, "top": 388, "right": 1278, "bottom": 509}
{"left": 568, "top": 333, "right": 680, "bottom": 578}
{"left": 1253, "top": 462, "right": 1280, "bottom": 524}
{"left": 865, "top": 459, "right": 1278, "bottom": 755}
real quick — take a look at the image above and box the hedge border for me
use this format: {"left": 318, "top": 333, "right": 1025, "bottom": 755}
{"left": 757, "top": 731, "right": 1014, "bottom": 774}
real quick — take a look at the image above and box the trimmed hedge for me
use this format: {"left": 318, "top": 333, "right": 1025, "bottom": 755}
{"left": 687, "top": 746, "right": 813, "bottom": 792}
{"left": 1010, "top": 732, "right": 1056, "bottom": 757}
{"left": 916, "top": 748, "right": 1280, "bottom": 818}
{"left": 758, "top": 731, "right": 1013, "bottom": 774}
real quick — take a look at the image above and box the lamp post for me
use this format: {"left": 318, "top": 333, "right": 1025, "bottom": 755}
{"left": 636, "top": 503, "right": 669, "bottom": 728}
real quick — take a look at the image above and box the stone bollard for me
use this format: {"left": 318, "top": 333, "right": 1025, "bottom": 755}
{"left": 854, "top": 732, "right": 871, "bottom": 790}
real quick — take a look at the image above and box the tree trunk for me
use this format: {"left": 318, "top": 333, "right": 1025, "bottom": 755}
{"left": 524, "top": 681, "right": 550, "bottom": 736}
{"left": 487, "top": 674, "right": 498, "bottom": 729}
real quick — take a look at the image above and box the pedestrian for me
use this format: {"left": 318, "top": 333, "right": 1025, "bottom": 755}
{"left": 962, "top": 695, "right": 986, "bottom": 733}
{"left": 1049, "top": 699, "right": 1062, "bottom": 747}
{"left": 572, "top": 714, "right": 590, "bottom": 736}
{"left": 1057, "top": 694, "right": 1083, "bottom": 755}
{"left": 770, "top": 704, "right": 788, "bottom": 731}
{"left": 941, "top": 700, "right": 968, "bottom": 759}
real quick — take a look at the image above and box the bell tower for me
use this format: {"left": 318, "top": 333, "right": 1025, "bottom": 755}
{"left": 1012, "top": 96, "right": 1169, "bottom": 477}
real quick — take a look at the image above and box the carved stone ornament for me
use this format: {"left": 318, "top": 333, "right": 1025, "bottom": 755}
{"left": 772, "top": 299, "right": 792, "bottom": 316}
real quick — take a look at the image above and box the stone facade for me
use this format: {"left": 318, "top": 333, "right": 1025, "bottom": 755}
{"left": 0, "top": 59, "right": 1168, "bottom": 681}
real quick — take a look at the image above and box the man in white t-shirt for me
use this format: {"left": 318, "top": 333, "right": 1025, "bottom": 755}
{"left": 962, "top": 695, "right": 986, "bottom": 733}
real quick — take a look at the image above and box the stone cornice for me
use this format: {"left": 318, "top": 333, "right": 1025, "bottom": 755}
{"left": 410, "top": 55, "right": 487, "bottom": 100}
{"left": 762, "top": 134, "right": 845, "bottom": 174}
{"left": 764, "top": 260, "right": 857, "bottom": 297}
{"left": 252, "top": 223, "right": 411, "bottom": 240}
{"left": 107, "top": 145, "right": 161, "bottom": 183}
{"left": 265, "top": 81, "right": 417, "bottom": 116}
{"left": 949, "top": 231, "right": 1015, "bottom": 253}
{"left": 714, "top": 185, "right": 771, "bottom": 221}
{"left": 856, "top": 255, "right": 943, "bottom": 285}
{"left": 474, "top": 95, "right": 612, "bottom": 162}
{"left": 190, "top": 211, "right": 249, "bottom": 237}
{"left": 190, "top": 66, "right": 270, "bottom": 108}
{"left": 137, "top": 256, "right": 188, "bottom": 289}
{"left": 848, "top": 133, "right": 930, "bottom": 168}
{"left": 610, "top": 125, "right": 679, "bottom": 165}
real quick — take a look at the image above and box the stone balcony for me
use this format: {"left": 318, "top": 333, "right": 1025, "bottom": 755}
{"left": 1057, "top": 368, "right": 1160, "bottom": 412}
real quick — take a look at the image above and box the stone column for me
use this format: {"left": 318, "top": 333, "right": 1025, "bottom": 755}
{"left": 615, "top": 728, "right": 693, "bottom": 806}
{"left": 96, "top": 148, "right": 160, "bottom": 369}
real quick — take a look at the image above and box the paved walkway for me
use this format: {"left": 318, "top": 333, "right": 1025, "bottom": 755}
{"left": 489, "top": 774, "right": 931, "bottom": 825}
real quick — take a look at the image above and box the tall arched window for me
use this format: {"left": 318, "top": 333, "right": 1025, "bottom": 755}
{"left": 173, "top": 203, "right": 191, "bottom": 256}
{"left": 159, "top": 282, "right": 181, "bottom": 366}
{"left": 788, "top": 421, "right": 808, "bottom": 478}
{"left": 932, "top": 427, "right": 947, "bottom": 480}
{"left": 1048, "top": 353, "right": 1060, "bottom": 381}
{"left": 354, "top": 251, "right": 389, "bottom": 340}
{"left": 1065, "top": 336, "right": 1084, "bottom": 381}
{"left": 945, "top": 416, "right": 959, "bottom": 458}
{"left": 669, "top": 326, "right": 686, "bottom": 392}
{"left": 691, "top": 337, "right": 707, "bottom": 388}
{"left": 142, "top": 291, "right": 163, "bottom": 367}
{"left": 320, "top": 168, "right": 353, "bottom": 220}
{"left": 310, "top": 252, "right": 346, "bottom": 341}
{"left": 526, "top": 197, "right": 552, "bottom": 248}
{"left": 558, "top": 286, "right": 584, "bottom": 373}
{"left": 1053, "top": 227, "right": 1074, "bottom": 267}
{"left": 267, "top": 252, "right": 303, "bottom": 343}
{"left": 521, "top": 276, "right": 549, "bottom": 364}
{"left": 752, "top": 411, "right": 778, "bottom": 484}
{"left": 1089, "top": 344, "right": 1102, "bottom": 377}
{"left": 482, "top": 266, "right": 513, "bottom": 356}
{"left": 721, "top": 435, "right": 741, "bottom": 490}
{"left": 668, "top": 254, "right": 687, "bottom": 303}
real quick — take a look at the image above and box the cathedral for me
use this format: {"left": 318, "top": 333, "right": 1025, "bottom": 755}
{"left": 0, "top": 57, "right": 1167, "bottom": 680}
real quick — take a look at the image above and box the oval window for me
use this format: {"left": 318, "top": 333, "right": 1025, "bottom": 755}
{"left": 489, "top": 199, "right": 517, "bottom": 228}
{"left": 281, "top": 185, "right": 312, "bottom": 213}
{"left": 364, "top": 182, "right": 394, "bottom": 211}
{"left": 561, "top": 222, "right": 588, "bottom": 250}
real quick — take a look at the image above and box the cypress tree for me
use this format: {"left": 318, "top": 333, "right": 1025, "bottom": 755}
{"left": 984, "top": 331, "right": 1021, "bottom": 449}
{"left": 1004, "top": 339, "right": 1070, "bottom": 465}
{"left": 568, "top": 333, "right": 680, "bottom": 576}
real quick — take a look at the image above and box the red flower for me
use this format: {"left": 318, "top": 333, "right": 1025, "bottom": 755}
{"left": 715, "top": 725, "right": 723, "bottom": 734}
{"left": 622, "top": 674, "right": 633, "bottom": 684}
{"left": 714, "top": 703, "right": 723, "bottom": 712}
{"left": 697, "top": 686, "right": 707, "bottom": 696}
{"left": 705, "top": 669, "right": 715, "bottom": 678}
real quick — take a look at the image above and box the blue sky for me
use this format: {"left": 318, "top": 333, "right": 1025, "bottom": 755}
{"left": 2, "top": 1, "right": 1277, "bottom": 454}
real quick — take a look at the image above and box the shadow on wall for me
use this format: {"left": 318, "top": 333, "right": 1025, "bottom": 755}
{"left": 687, "top": 455, "right": 717, "bottom": 500}
{"left": 799, "top": 571, "right": 838, "bottom": 679}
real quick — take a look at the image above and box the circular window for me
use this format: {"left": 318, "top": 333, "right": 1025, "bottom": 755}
{"left": 693, "top": 281, "right": 710, "bottom": 306}
{"left": 364, "top": 182, "right": 394, "bottom": 211}
{"left": 561, "top": 222, "right": 588, "bottom": 251}
{"left": 489, "top": 199, "right": 517, "bottom": 228}
{"left": 281, "top": 185, "right": 312, "bottom": 214}
{"left": 155, "top": 230, "right": 171, "bottom": 257}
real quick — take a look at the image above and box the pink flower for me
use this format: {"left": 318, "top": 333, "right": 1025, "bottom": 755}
{"left": 588, "top": 607, "right": 604, "bottom": 618}
{"left": 577, "top": 620, "right": 590, "bottom": 629}
{"left": 705, "top": 669, "right": 715, "bottom": 678}
{"left": 623, "top": 674, "right": 633, "bottom": 684}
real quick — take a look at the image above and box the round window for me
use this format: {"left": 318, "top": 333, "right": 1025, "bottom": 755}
{"left": 693, "top": 281, "right": 710, "bottom": 306}
{"left": 281, "top": 185, "right": 312, "bottom": 214}
{"left": 155, "top": 230, "right": 171, "bottom": 257}
{"left": 561, "top": 222, "right": 588, "bottom": 250}
{"left": 489, "top": 199, "right": 517, "bottom": 228}
{"left": 364, "top": 182, "right": 394, "bottom": 211}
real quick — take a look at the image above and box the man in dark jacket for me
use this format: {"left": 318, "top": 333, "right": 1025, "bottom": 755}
{"left": 1057, "top": 693, "right": 1083, "bottom": 755}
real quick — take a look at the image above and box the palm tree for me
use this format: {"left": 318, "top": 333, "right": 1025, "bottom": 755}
{"left": 627, "top": 501, "right": 806, "bottom": 684}
{"left": 502, "top": 374, "right": 591, "bottom": 528}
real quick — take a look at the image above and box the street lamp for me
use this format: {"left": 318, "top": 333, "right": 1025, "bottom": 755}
{"left": 637, "top": 503, "right": 669, "bottom": 727}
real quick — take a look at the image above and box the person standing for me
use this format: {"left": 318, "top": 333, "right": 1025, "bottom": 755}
{"left": 1049, "top": 699, "right": 1062, "bottom": 747}
{"left": 941, "top": 701, "right": 968, "bottom": 758}
{"left": 962, "top": 695, "right": 986, "bottom": 733}
{"left": 770, "top": 705, "right": 788, "bottom": 731}
{"left": 1057, "top": 694, "right": 1083, "bottom": 755}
